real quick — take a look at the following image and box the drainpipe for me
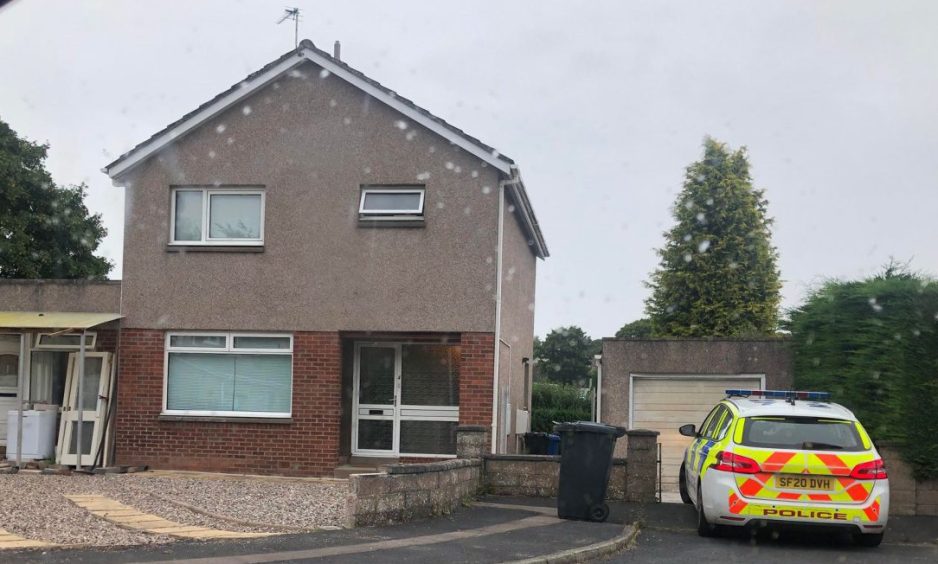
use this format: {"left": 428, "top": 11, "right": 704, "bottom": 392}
{"left": 491, "top": 167, "right": 524, "bottom": 454}
{"left": 594, "top": 354, "right": 603, "bottom": 423}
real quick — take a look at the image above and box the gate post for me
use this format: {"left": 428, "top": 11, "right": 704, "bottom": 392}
{"left": 456, "top": 425, "right": 488, "bottom": 459}
{"left": 625, "top": 429, "right": 660, "bottom": 502}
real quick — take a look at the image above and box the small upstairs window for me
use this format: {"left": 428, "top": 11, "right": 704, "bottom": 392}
{"left": 171, "top": 187, "right": 265, "bottom": 245}
{"left": 359, "top": 186, "right": 425, "bottom": 220}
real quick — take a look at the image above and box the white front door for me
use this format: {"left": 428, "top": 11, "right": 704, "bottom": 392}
{"left": 352, "top": 343, "right": 399, "bottom": 456}
{"left": 352, "top": 342, "right": 461, "bottom": 458}
{"left": 57, "top": 352, "right": 112, "bottom": 466}
{"left": 0, "top": 334, "right": 22, "bottom": 447}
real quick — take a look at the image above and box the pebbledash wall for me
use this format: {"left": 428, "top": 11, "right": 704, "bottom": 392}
{"left": 114, "top": 330, "right": 494, "bottom": 476}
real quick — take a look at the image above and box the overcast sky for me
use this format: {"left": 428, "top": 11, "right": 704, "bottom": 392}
{"left": 2, "top": 0, "right": 936, "bottom": 338}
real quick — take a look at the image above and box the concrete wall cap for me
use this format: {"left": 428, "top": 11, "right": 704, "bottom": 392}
{"left": 626, "top": 429, "right": 660, "bottom": 437}
{"left": 455, "top": 425, "right": 488, "bottom": 432}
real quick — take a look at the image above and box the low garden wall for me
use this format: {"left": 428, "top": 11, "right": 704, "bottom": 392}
{"left": 483, "top": 429, "right": 658, "bottom": 502}
{"left": 484, "top": 454, "right": 628, "bottom": 499}
{"left": 345, "top": 427, "right": 660, "bottom": 527}
{"left": 346, "top": 458, "right": 483, "bottom": 527}
{"left": 879, "top": 443, "right": 938, "bottom": 516}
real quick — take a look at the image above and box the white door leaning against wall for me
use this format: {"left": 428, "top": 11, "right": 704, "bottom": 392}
{"left": 0, "top": 335, "right": 20, "bottom": 447}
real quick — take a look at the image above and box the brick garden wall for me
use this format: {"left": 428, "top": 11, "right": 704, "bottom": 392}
{"left": 114, "top": 329, "right": 342, "bottom": 476}
{"left": 879, "top": 443, "right": 938, "bottom": 516}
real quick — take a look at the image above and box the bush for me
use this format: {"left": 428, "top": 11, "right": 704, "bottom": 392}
{"left": 530, "top": 382, "right": 592, "bottom": 432}
{"left": 788, "top": 266, "right": 938, "bottom": 479}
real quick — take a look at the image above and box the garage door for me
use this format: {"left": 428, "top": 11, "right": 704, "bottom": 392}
{"left": 631, "top": 376, "right": 763, "bottom": 495}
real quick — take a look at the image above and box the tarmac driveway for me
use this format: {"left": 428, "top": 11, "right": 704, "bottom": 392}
{"left": 603, "top": 502, "right": 938, "bottom": 564}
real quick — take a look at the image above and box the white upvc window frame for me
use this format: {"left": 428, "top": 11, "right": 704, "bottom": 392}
{"left": 163, "top": 332, "right": 293, "bottom": 418}
{"left": 358, "top": 186, "right": 426, "bottom": 218}
{"left": 169, "top": 187, "right": 266, "bottom": 246}
{"left": 34, "top": 332, "right": 97, "bottom": 350}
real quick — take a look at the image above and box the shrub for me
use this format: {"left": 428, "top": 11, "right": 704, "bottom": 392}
{"left": 530, "top": 382, "right": 592, "bottom": 432}
{"left": 788, "top": 265, "right": 938, "bottom": 479}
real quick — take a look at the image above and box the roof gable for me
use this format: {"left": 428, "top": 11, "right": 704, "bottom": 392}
{"left": 103, "top": 39, "right": 547, "bottom": 258}
{"left": 103, "top": 39, "right": 513, "bottom": 179}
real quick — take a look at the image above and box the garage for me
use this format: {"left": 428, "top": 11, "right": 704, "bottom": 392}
{"left": 629, "top": 374, "right": 764, "bottom": 494}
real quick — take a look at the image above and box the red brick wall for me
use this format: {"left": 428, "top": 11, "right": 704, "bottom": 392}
{"left": 114, "top": 329, "right": 342, "bottom": 476}
{"left": 459, "top": 332, "right": 495, "bottom": 433}
{"left": 95, "top": 325, "right": 119, "bottom": 354}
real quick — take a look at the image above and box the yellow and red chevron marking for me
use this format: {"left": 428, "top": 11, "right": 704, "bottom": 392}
{"left": 863, "top": 498, "right": 881, "bottom": 521}
{"left": 734, "top": 472, "right": 872, "bottom": 503}
{"left": 811, "top": 453, "right": 852, "bottom": 476}
{"left": 759, "top": 451, "right": 799, "bottom": 473}
{"left": 728, "top": 491, "right": 748, "bottom": 514}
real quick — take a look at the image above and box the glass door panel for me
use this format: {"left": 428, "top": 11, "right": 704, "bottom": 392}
{"left": 353, "top": 344, "right": 399, "bottom": 456}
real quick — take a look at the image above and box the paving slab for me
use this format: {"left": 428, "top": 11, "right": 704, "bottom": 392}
{"left": 65, "top": 495, "right": 276, "bottom": 540}
{"left": 0, "top": 529, "right": 55, "bottom": 550}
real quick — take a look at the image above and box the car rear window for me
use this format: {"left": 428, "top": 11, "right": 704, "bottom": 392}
{"left": 740, "top": 417, "right": 865, "bottom": 451}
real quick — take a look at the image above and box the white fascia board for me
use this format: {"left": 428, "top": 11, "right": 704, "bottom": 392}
{"left": 304, "top": 49, "right": 512, "bottom": 175}
{"left": 105, "top": 53, "right": 308, "bottom": 180}
{"left": 106, "top": 48, "right": 512, "bottom": 180}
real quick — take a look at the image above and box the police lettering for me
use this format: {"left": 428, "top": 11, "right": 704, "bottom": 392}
{"left": 761, "top": 508, "right": 847, "bottom": 520}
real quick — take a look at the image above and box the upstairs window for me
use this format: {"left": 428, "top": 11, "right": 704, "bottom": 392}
{"left": 359, "top": 186, "right": 425, "bottom": 219}
{"left": 171, "top": 187, "right": 265, "bottom": 245}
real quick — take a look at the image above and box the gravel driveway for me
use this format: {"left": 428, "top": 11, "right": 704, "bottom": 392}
{"left": 0, "top": 472, "right": 348, "bottom": 546}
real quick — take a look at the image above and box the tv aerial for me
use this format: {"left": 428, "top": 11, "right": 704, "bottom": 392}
{"left": 277, "top": 7, "right": 301, "bottom": 48}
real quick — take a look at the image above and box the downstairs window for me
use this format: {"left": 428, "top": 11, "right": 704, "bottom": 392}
{"left": 164, "top": 333, "right": 292, "bottom": 417}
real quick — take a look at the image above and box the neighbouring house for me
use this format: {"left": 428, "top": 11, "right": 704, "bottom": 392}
{"left": 0, "top": 280, "right": 122, "bottom": 465}
{"left": 90, "top": 39, "right": 546, "bottom": 476}
{"left": 597, "top": 338, "right": 791, "bottom": 494}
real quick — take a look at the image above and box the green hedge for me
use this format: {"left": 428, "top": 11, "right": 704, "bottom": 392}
{"left": 530, "top": 382, "right": 592, "bottom": 432}
{"left": 788, "top": 270, "right": 938, "bottom": 479}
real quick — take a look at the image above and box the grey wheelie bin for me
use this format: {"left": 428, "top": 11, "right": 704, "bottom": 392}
{"left": 554, "top": 421, "right": 626, "bottom": 522}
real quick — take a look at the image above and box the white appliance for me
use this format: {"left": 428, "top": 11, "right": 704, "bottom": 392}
{"left": 6, "top": 409, "right": 58, "bottom": 461}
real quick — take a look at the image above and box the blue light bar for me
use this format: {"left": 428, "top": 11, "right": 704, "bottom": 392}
{"left": 725, "top": 389, "right": 831, "bottom": 401}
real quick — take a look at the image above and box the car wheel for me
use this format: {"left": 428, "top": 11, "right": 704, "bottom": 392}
{"left": 854, "top": 532, "right": 884, "bottom": 547}
{"left": 696, "top": 481, "right": 717, "bottom": 537}
{"left": 679, "top": 463, "right": 692, "bottom": 504}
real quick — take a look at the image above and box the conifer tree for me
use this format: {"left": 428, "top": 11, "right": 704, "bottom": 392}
{"left": 645, "top": 138, "right": 780, "bottom": 336}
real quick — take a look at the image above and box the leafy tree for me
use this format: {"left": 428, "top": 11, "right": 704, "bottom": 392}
{"left": 615, "top": 318, "right": 654, "bottom": 338}
{"left": 533, "top": 326, "right": 596, "bottom": 386}
{"left": 789, "top": 262, "right": 938, "bottom": 479}
{"left": 645, "top": 137, "right": 780, "bottom": 336}
{"left": 0, "top": 118, "right": 111, "bottom": 278}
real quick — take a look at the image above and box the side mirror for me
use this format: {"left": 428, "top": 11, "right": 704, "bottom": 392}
{"left": 679, "top": 424, "right": 697, "bottom": 437}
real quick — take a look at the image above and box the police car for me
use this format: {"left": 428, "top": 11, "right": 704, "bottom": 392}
{"left": 678, "top": 390, "right": 889, "bottom": 547}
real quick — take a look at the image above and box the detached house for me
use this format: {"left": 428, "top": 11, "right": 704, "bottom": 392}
{"left": 97, "top": 39, "right": 547, "bottom": 476}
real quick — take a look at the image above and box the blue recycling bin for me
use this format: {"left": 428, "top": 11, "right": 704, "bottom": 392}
{"left": 547, "top": 433, "right": 561, "bottom": 455}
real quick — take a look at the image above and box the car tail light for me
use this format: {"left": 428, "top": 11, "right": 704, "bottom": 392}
{"left": 710, "top": 451, "right": 760, "bottom": 474}
{"left": 850, "top": 459, "right": 887, "bottom": 480}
